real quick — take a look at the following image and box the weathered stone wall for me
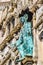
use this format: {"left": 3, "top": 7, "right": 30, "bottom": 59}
{"left": 0, "top": 0, "right": 43, "bottom": 65}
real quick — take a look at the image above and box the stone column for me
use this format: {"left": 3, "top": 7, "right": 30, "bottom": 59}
{"left": 6, "top": 60, "right": 10, "bottom": 65}
{"left": 33, "top": 13, "right": 38, "bottom": 65}
{"left": 12, "top": 60, "right": 15, "bottom": 65}
{"left": 15, "top": 17, "right": 19, "bottom": 26}
{"left": 21, "top": 0, "right": 25, "bottom": 7}
{"left": 3, "top": 23, "right": 10, "bottom": 39}
{"left": 10, "top": 21, "right": 13, "bottom": 32}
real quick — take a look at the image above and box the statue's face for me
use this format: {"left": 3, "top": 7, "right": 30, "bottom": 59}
{"left": 20, "top": 14, "right": 28, "bottom": 23}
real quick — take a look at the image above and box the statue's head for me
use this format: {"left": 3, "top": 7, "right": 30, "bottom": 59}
{"left": 19, "top": 7, "right": 33, "bottom": 23}
{"left": 20, "top": 14, "right": 28, "bottom": 23}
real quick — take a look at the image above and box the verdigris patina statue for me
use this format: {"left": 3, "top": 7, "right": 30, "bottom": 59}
{"left": 16, "top": 8, "right": 34, "bottom": 61}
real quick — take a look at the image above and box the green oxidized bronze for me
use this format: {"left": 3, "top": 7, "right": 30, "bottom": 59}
{"left": 16, "top": 13, "right": 34, "bottom": 62}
